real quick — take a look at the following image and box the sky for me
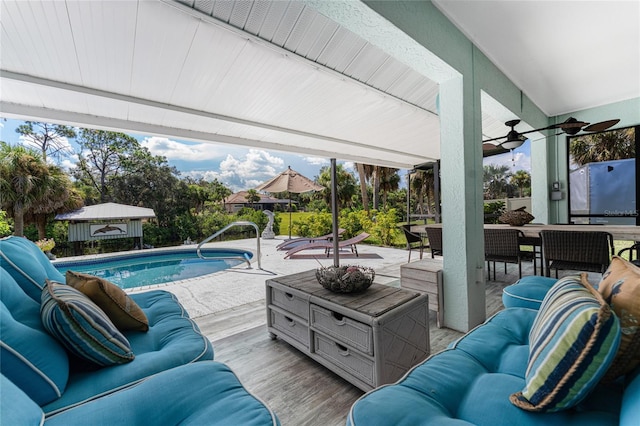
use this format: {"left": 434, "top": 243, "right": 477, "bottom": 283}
{"left": 0, "top": 117, "right": 531, "bottom": 192}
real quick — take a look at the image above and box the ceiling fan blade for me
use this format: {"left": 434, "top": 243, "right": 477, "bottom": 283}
{"left": 482, "top": 135, "right": 507, "bottom": 143}
{"left": 583, "top": 119, "right": 620, "bottom": 132}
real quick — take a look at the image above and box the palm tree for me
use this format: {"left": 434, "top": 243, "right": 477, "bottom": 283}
{"left": 510, "top": 170, "right": 531, "bottom": 198}
{"left": 355, "top": 163, "right": 370, "bottom": 213}
{"left": 483, "top": 164, "right": 512, "bottom": 199}
{"left": 245, "top": 189, "right": 261, "bottom": 206}
{"left": 378, "top": 167, "right": 400, "bottom": 209}
{"left": 569, "top": 128, "right": 635, "bottom": 166}
{"left": 0, "top": 143, "right": 51, "bottom": 236}
{"left": 24, "top": 166, "right": 84, "bottom": 239}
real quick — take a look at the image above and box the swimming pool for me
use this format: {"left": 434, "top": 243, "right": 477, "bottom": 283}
{"left": 54, "top": 248, "right": 253, "bottom": 289}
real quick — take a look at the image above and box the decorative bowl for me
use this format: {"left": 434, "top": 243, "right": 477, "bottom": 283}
{"left": 315, "top": 265, "right": 375, "bottom": 293}
{"left": 499, "top": 207, "right": 534, "bottom": 227}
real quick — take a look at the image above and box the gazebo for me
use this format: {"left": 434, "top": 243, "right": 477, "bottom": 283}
{"left": 55, "top": 203, "right": 156, "bottom": 255}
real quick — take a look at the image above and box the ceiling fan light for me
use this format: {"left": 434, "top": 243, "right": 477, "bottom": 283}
{"left": 501, "top": 130, "right": 525, "bottom": 150}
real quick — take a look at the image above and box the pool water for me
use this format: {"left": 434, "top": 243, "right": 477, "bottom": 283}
{"left": 54, "top": 249, "right": 252, "bottom": 289}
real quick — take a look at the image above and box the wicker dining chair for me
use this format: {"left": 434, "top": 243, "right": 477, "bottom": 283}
{"left": 401, "top": 225, "right": 426, "bottom": 263}
{"left": 618, "top": 243, "right": 640, "bottom": 266}
{"left": 424, "top": 226, "right": 443, "bottom": 259}
{"left": 539, "top": 230, "right": 614, "bottom": 278}
{"left": 484, "top": 228, "right": 525, "bottom": 280}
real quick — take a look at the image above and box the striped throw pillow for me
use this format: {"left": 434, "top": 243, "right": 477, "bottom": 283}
{"left": 510, "top": 274, "right": 621, "bottom": 412}
{"left": 40, "top": 280, "right": 134, "bottom": 366}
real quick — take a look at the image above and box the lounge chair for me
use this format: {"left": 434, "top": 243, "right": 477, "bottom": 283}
{"left": 276, "top": 229, "right": 346, "bottom": 251}
{"left": 284, "top": 232, "right": 370, "bottom": 259}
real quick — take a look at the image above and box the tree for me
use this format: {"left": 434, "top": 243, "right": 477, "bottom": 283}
{"left": 483, "top": 164, "right": 512, "bottom": 199}
{"left": 317, "top": 164, "right": 357, "bottom": 210}
{"left": 24, "top": 165, "right": 84, "bottom": 239}
{"left": 410, "top": 168, "right": 435, "bottom": 217}
{"left": 569, "top": 128, "right": 635, "bottom": 166}
{"left": 15, "top": 121, "right": 76, "bottom": 162}
{"left": 245, "top": 189, "right": 261, "bottom": 205}
{"left": 0, "top": 143, "right": 51, "bottom": 236}
{"left": 110, "top": 148, "right": 184, "bottom": 226}
{"left": 378, "top": 167, "right": 400, "bottom": 209}
{"left": 355, "top": 163, "right": 370, "bottom": 213}
{"left": 510, "top": 170, "right": 531, "bottom": 198}
{"left": 73, "top": 129, "right": 140, "bottom": 202}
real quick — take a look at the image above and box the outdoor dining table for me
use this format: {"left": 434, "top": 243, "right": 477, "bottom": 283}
{"left": 417, "top": 223, "right": 640, "bottom": 242}
{"left": 417, "top": 223, "right": 639, "bottom": 277}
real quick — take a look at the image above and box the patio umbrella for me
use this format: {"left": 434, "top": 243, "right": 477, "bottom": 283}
{"left": 255, "top": 166, "right": 324, "bottom": 239}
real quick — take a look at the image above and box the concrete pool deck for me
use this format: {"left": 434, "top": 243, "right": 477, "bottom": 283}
{"left": 123, "top": 236, "right": 409, "bottom": 319}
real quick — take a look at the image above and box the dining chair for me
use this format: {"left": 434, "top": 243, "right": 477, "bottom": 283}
{"left": 424, "top": 226, "right": 443, "bottom": 259}
{"left": 401, "top": 225, "right": 426, "bottom": 263}
{"left": 618, "top": 243, "right": 640, "bottom": 266}
{"left": 518, "top": 235, "right": 543, "bottom": 276}
{"left": 484, "top": 228, "right": 525, "bottom": 280}
{"left": 539, "top": 230, "right": 614, "bottom": 278}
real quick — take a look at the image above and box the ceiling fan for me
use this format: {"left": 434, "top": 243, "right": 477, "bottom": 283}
{"left": 482, "top": 117, "right": 621, "bottom": 152}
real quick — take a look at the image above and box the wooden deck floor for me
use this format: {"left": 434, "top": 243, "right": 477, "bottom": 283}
{"left": 193, "top": 260, "right": 594, "bottom": 426}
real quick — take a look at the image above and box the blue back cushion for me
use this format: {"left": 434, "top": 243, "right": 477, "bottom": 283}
{"left": 0, "top": 236, "right": 65, "bottom": 301}
{"left": 0, "top": 375, "right": 44, "bottom": 425}
{"left": 0, "top": 269, "right": 69, "bottom": 405}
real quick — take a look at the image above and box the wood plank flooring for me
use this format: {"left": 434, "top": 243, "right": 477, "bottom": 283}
{"left": 194, "top": 260, "right": 599, "bottom": 426}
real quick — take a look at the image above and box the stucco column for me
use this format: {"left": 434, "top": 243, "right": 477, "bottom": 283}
{"left": 439, "top": 77, "right": 486, "bottom": 332}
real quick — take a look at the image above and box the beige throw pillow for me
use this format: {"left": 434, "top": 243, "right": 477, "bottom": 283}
{"left": 596, "top": 256, "right": 640, "bottom": 380}
{"left": 66, "top": 270, "right": 149, "bottom": 332}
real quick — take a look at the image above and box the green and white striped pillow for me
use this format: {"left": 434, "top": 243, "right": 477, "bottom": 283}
{"left": 41, "top": 280, "right": 134, "bottom": 366}
{"left": 510, "top": 274, "right": 621, "bottom": 412}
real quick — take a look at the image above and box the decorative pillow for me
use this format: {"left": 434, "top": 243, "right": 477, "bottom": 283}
{"left": 66, "top": 270, "right": 149, "bottom": 332}
{"left": 510, "top": 274, "right": 621, "bottom": 412}
{"left": 595, "top": 256, "right": 640, "bottom": 380}
{"left": 40, "top": 280, "right": 135, "bottom": 366}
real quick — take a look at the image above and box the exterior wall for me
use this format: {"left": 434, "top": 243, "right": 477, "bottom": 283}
{"left": 67, "top": 220, "right": 143, "bottom": 242}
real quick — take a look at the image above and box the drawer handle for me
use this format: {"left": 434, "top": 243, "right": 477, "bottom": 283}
{"left": 335, "top": 342, "right": 350, "bottom": 356}
{"left": 285, "top": 292, "right": 294, "bottom": 300}
{"left": 284, "top": 316, "right": 296, "bottom": 326}
{"left": 331, "top": 311, "right": 346, "bottom": 325}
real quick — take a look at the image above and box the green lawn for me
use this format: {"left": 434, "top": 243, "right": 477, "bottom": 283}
{"left": 276, "top": 211, "right": 314, "bottom": 238}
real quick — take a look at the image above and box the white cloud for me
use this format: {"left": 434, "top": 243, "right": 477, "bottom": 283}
{"left": 183, "top": 149, "right": 287, "bottom": 192}
{"left": 484, "top": 151, "right": 531, "bottom": 173}
{"left": 304, "top": 156, "right": 329, "bottom": 166}
{"left": 140, "top": 136, "right": 223, "bottom": 161}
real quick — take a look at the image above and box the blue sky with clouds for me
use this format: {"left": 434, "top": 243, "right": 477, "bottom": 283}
{"left": 1, "top": 117, "right": 530, "bottom": 192}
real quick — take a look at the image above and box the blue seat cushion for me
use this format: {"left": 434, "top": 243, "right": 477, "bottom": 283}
{"left": 0, "top": 236, "right": 65, "bottom": 301}
{"left": 0, "top": 269, "right": 69, "bottom": 406}
{"left": 43, "top": 362, "right": 279, "bottom": 426}
{"left": 503, "top": 275, "right": 558, "bottom": 309}
{"left": 0, "top": 375, "right": 45, "bottom": 426}
{"left": 347, "top": 308, "right": 622, "bottom": 426}
{"left": 42, "top": 290, "right": 214, "bottom": 415}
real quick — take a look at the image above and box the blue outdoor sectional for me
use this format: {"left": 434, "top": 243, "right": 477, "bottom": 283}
{"left": 0, "top": 236, "right": 279, "bottom": 425}
{"left": 348, "top": 262, "right": 640, "bottom": 425}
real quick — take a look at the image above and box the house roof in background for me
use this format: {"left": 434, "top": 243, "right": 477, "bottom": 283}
{"left": 225, "top": 192, "right": 291, "bottom": 205}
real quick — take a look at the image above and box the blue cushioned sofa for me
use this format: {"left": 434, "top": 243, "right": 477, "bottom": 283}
{"left": 347, "top": 275, "right": 640, "bottom": 425}
{"left": 0, "top": 236, "right": 279, "bottom": 425}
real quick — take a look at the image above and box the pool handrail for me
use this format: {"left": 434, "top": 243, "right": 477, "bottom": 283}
{"left": 197, "top": 221, "right": 261, "bottom": 269}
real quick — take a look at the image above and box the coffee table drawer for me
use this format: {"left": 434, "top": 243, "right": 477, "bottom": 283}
{"left": 270, "top": 287, "right": 309, "bottom": 320}
{"left": 270, "top": 309, "right": 309, "bottom": 349}
{"left": 313, "top": 332, "right": 374, "bottom": 386}
{"left": 310, "top": 304, "right": 372, "bottom": 355}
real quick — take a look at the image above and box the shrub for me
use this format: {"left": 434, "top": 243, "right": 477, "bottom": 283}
{"left": 292, "top": 212, "right": 333, "bottom": 237}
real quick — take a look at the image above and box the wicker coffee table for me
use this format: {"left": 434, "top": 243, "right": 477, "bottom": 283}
{"left": 266, "top": 270, "right": 430, "bottom": 391}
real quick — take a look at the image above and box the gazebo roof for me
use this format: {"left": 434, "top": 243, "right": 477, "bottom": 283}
{"left": 55, "top": 203, "right": 156, "bottom": 221}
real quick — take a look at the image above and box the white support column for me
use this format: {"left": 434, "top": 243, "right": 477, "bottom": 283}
{"left": 439, "top": 76, "right": 486, "bottom": 332}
